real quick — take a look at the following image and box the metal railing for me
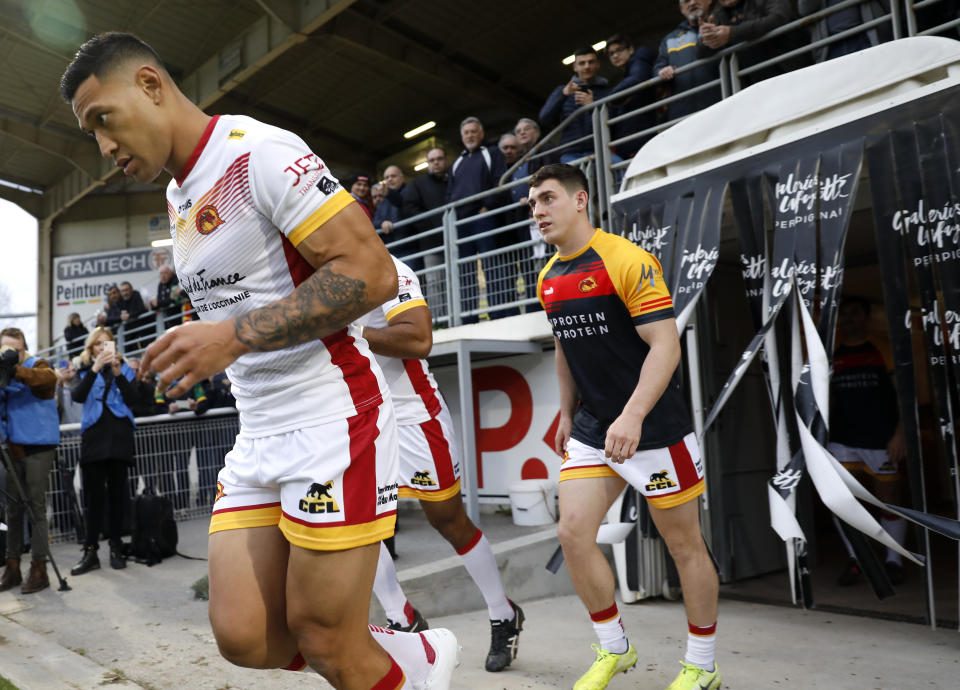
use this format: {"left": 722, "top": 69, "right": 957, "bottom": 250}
{"left": 35, "top": 408, "right": 239, "bottom": 544}
{"left": 375, "top": 0, "right": 957, "bottom": 327}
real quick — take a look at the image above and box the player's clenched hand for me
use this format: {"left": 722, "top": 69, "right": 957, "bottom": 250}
{"left": 604, "top": 411, "right": 644, "bottom": 464}
{"left": 141, "top": 320, "right": 247, "bottom": 398}
{"left": 555, "top": 414, "right": 573, "bottom": 458}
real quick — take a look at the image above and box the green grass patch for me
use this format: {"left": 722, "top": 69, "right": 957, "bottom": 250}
{"left": 0, "top": 675, "right": 20, "bottom": 690}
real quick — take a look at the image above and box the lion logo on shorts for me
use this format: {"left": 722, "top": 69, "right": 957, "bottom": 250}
{"left": 299, "top": 481, "right": 341, "bottom": 514}
{"left": 645, "top": 470, "right": 678, "bottom": 492}
{"left": 411, "top": 471, "right": 437, "bottom": 487}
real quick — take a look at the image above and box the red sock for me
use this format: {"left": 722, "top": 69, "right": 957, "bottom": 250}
{"left": 282, "top": 652, "right": 307, "bottom": 671}
{"left": 369, "top": 655, "right": 405, "bottom": 690}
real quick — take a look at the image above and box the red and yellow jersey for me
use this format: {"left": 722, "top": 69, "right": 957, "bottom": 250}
{"left": 355, "top": 256, "right": 444, "bottom": 426}
{"left": 165, "top": 114, "right": 387, "bottom": 438}
{"left": 537, "top": 229, "right": 692, "bottom": 450}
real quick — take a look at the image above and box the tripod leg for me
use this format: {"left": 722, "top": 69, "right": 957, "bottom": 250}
{"left": 1, "top": 445, "right": 71, "bottom": 592}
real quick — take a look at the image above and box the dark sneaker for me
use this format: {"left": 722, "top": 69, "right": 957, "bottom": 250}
{"left": 71, "top": 546, "right": 100, "bottom": 576}
{"left": 110, "top": 550, "right": 127, "bottom": 570}
{"left": 885, "top": 560, "right": 905, "bottom": 585}
{"left": 485, "top": 600, "right": 524, "bottom": 672}
{"left": 387, "top": 607, "right": 429, "bottom": 633}
{"left": 837, "top": 558, "right": 860, "bottom": 586}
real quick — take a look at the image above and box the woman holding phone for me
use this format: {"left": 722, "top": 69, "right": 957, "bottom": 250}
{"left": 69, "top": 327, "right": 139, "bottom": 575}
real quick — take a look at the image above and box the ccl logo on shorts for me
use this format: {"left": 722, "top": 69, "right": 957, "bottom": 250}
{"left": 410, "top": 471, "right": 437, "bottom": 487}
{"left": 299, "top": 481, "right": 340, "bottom": 514}
{"left": 645, "top": 470, "right": 678, "bottom": 492}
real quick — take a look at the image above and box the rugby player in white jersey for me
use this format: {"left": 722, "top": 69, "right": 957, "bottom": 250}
{"left": 61, "top": 32, "right": 457, "bottom": 690}
{"left": 357, "top": 256, "right": 524, "bottom": 672}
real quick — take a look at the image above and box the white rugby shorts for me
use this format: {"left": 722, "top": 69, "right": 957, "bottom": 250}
{"left": 396, "top": 401, "right": 462, "bottom": 501}
{"left": 828, "top": 442, "right": 899, "bottom": 481}
{"left": 209, "top": 402, "right": 399, "bottom": 550}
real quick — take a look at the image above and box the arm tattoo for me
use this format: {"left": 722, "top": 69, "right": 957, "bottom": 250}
{"left": 233, "top": 264, "right": 371, "bottom": 351}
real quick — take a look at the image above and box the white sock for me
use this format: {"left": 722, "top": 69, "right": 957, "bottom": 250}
{"left": 685, "top": 622, "right": 717, "bottom": 670}
{"left": 457, "top": 529, "right": 514, "bottom": 621}
{"left": 590, "top": 603, "right": 628, "bottom": 654}
{"left": 374, "top": 541, "right": 413, "bottom": 626}
{"left": 883, "top": 515, "right": 907, "bottom": 565}
{"left": 369, "top": 625, "right": 433, "bottom": 688}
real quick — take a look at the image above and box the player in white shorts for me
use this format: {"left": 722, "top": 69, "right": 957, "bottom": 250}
{"left": 357, "top": 255, "right": 524, "bottom": 672}
{"left": 62, "top": 32, "right": 457, "bottom": 690}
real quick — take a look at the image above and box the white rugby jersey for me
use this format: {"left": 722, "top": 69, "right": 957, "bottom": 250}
{"left": 356, "top": 256, "right": 442, "bottom": 426}
{"left": 166, "top": 114, "right": 388, "bottom": 437}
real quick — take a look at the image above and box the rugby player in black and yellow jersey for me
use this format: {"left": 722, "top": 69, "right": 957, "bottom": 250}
{"left": 531, "top": 164, "right": 720, "bottom": 690}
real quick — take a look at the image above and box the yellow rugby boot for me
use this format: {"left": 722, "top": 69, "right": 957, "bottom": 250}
{"left": 573, "top": 643, "right": 638, "bottom": 689}
{"left": 665, "top": 660, "right": 721, "bottom": 689}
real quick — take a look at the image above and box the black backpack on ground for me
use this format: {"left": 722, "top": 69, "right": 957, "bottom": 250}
{"left": 131, "top": 487, "right": 178, "bottom": 566}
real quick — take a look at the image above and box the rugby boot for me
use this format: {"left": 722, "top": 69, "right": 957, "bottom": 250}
{"left": 387, "top": 607, "right": 429, "bottom": 633}
{"left": 20, "top": 560, "right": 49, "bottom": 594}
{"left": 485, "top": 600, "right": 524, "bottom": 672}
{"left": 573, "top": 643, "right": 638, "bottom": 689}
{"left": 71, "top": 545, "right": 100, "bottom": 576}
{"left": 665, "top": 661, "right": 721, "bottom": 689}
{"left": 415, "top": 628, "right": 461, "bottom": 690}
{"left": 0, "top": 558, "right": 21, "bottom": 591}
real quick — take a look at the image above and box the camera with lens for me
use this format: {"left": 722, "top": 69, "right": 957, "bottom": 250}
{"left": 0, "top": 346, "right": 19, "bottom": 389}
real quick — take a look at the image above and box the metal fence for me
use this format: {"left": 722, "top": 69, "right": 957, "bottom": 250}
{"left": 35, "top": 408, "right": 239, "bottom": 544}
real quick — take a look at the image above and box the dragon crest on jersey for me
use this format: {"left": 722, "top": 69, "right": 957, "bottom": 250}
{"left": 410, "top": 471, "right": 437, "bottom": 487}
{"left": 578, "top": 276, "right": 598, "bottom": 293}
{"left": 645, "top": 470, "right": 678, "bottom": 491}
{"left": 196, "top": 204, "right": 225, "bottom": 235}
{"left": 299, "top": 481, "right": 340, "bottom": 514}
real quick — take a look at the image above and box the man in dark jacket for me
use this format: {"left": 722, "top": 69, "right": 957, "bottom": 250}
{"left": 373, "top": 165, "right": 406, "bottom": 237}
{"left": 655, "top": 0, "right": 722, "bottom": 122}
{"left": 117, "top": 281, "right": 149, "bottom": 351}
{"left": 0, "top": 328, "right": 59, "bottom": 594}
{"left": 149, "top": 265, "right": 182, "bottom": 331}
{"left": 539, "top": 47, "right": 612, "bottom": 163}
{"left": 606, "top": 33, "right": 658, "bottom": 159}
{"left": 402, "top": 147, "right": 448, "bottom": 308}
{"left": 447, "top": 117, "right": 510, "bottom": 322}
{"left": 698, "top": 0, "right": 801, "bottom": 85}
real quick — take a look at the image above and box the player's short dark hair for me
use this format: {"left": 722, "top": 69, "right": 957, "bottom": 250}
{"left": 606, "top": 33, "right": 634, "bottom": 50}
{"left": 574, "top": 46, "right": 599, "bottom": 59}
{"left": 60, "top": 32, "right": 165, "bottom": 102}
{"left": 0, "top": 327, "right": 27, "bottom": 350}
{"left": 840, "top": 295, "right": 871, "bottom": 315}
{"left": 528, "top": 163, "right": 589, "bottom": 196}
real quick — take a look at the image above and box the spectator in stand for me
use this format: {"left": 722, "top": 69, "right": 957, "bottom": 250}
{"left": 69, "top": 327, "right": 138, "bottom": 576}
{"left": 799, "top": 0, "right": 890, "bottom": 63}
{"left": 402, "top": 147, "right": 449, "bottom": 306}
{"left": 606, "top": 33, "right": 658, "bottom": 159}
{"left": 655, "top": 0, "right": 722, "bottom": 122}
{"left": 697, "top": 0, "right": 800, "bottom": 85}
{"left": 117, "top": 281, "right": 148, "bottom": 351}
{"left": 103, "top": 284, "right": 123, "bottom": 330}
{"left": 447, "top": 116, "right": 509, "bottom": 322}
{"left": 55, "top": 360, "right": 86, "bottom": 425}
{"left": 539, "top": 47, "right": 612, "bottom": 163}
{"left": 123, "top": 357, "right": 163, "bottom": 417}
{"left": 373, "top": 165, "right": 407, "bottom": 242}
{"left": 509, "top": 118, "right": 551, "bottom": 313}
{"left": 371, "top": 182, "right": 386, "bottom": 211}
{"left": 63, "top": 312, "right": 89, "bottom": 359}
{"left": 346, "top": 172, "right": 375, "bottom": 220}
{"left": 149, "top": 265, "right": 182, "bottom": 331}
{"left": 499, "top": 133, "right": 521, "bottom": 167}
{"left": 192, "top": 372, "right": 237, "bottom": 507}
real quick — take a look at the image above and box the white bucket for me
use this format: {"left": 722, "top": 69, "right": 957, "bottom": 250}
{"left": 508, "top": 479, "right": 557, "bottom": 526}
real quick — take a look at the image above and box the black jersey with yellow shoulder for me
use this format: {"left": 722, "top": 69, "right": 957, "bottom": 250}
{"left": 537, "top": 229, "right": 692, "bottom": 450}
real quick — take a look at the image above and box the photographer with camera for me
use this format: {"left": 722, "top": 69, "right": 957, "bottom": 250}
{"left": 70, "top": 327, "right": 138, "bottom": 575}
{"left": 0, "top": 327, "right": 60, "bottom": 594}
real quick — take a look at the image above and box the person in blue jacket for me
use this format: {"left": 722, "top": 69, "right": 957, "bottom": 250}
{"left": 606, "top": 33, "right": 658, "bottom": 159}
{"left": 0, "top": 327, "right": 60, "bottom": 594}
{"left": 539, "top": 46, "right": 612, "bottom": 163}
{"left": 69, "top": 327, "right": 139, "bottom": 575}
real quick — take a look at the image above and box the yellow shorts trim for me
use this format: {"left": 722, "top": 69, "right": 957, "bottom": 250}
{"left": 279, "top": 513, "right": 396, "bottom": 551}
{"left": 288, "top": 189, "right": 354, "bottom": 247}
{"left": 559, "top": 466, "right": 620, "bottom": 482}
{"left": 398, "top": 478, "right": 462, "bottom": 502}
{"left": 647, "top": 479, "right": 706, "bottom": 509}
{"left": 209, "top": 504, "right": 282, "bottom": 534}
{"left": 385, "top": 298, "right": 428, "bottom": 321}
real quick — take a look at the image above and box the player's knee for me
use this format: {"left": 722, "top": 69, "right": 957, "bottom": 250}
{"left": 211, "top": 625, "right": 275, "bottom": 669}
{"left": 557, "top": 513, "right": 594, "bottom": 551}
{"left": 662, "top": 532, "right": 706, "bottom": 567}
